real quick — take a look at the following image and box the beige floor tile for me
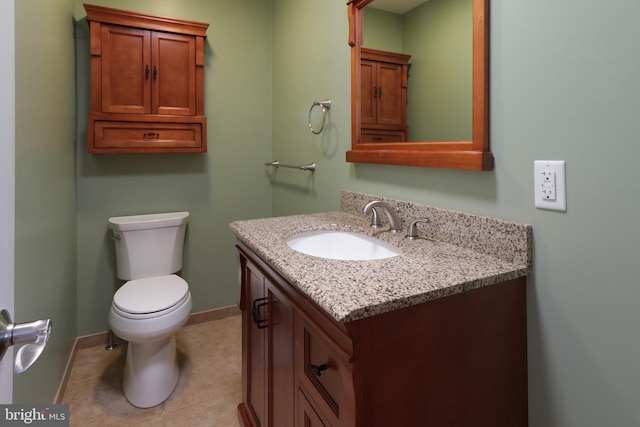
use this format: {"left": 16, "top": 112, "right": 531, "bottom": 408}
{"left": 60, "top": 315, "right": 241, "bottom": 427}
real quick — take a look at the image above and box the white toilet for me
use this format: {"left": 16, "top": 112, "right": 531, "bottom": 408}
{"left": 107, "top": 211, "right": 193, "bottom": 408}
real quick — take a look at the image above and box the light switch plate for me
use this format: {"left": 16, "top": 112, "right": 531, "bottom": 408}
{"left": 534, "top": 160, "right": 566, "bottom": 212}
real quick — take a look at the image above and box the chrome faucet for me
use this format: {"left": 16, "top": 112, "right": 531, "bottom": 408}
{"left": 363, "top": 201, "right": 403, "bottom": 233}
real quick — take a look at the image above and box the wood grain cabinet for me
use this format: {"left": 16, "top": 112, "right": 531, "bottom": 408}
{"left": 360, "top": 48, "right": 411, "bottom": 143}
{"left": 84, "top": 4, "right": 209, "bottom": 153}
{"left": 236, "top": 241, "right": 528, "bottom": 427}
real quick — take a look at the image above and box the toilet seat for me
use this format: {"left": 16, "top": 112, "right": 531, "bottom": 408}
{"left": 113, "top": 274, "right": 190, "bottom": 319}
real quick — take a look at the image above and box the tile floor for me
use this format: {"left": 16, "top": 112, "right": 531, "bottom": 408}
{"left": 60, "top": 315, "right": 242, "bottom": 427}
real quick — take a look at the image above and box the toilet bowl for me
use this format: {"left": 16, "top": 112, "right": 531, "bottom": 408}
{"left": 108, "top": 212, "right": 191, "bottom": 408}
{"left": 109, "top": 275, "right": 192, "bottom": 408}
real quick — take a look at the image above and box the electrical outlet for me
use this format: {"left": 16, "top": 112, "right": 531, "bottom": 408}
{"left": 534, "top": 160, "right": 566, "bottom": 212}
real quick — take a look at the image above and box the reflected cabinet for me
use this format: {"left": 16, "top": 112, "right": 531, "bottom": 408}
{"left": 347, "top": 0, "right": 493, "bottom": 170}
{"left": 84, "top": 4, "right": 209, "bottom": 153}
{"left": 360, "top": 48, "right": 411, "bottom": 143}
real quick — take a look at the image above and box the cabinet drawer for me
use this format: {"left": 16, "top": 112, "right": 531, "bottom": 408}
{"left": 361, "top": 128, "right": 407, "bottom": 143}
{"left": 298, "top": 321, "right": 343, "bottom": 419}
{"left": 298, "top": 388, "right": 331, "bottom": 427}
{"left": 94, "top": 121, "right": 202, "bottom": 149}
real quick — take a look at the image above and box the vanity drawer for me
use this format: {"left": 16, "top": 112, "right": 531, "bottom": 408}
{"left": 297, "top": 317, "right": 344, "bottom": 421}
{"left": 298, "top": 388, "right": 332, "bottom": 427}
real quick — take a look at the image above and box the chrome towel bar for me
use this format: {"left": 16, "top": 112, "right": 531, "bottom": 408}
{"left": 265, "top": 160, "right": 316, "bottom": 172}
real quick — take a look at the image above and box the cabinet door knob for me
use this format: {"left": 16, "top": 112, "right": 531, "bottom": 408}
{"left": 145, "top": 65, "right": 149, "bottom": 80}
{"left": 153, "top": 65, "right": 158, "bottom": 81}
{"left": 309, "top": 363, "right": 329, "bottom": 377}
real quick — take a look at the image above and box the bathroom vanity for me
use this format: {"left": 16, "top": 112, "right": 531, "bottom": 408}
{"left": 231, "top": 191, "right": 532, "bottom": 427}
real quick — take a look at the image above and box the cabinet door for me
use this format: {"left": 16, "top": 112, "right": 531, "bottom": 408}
{"left": 360, "top": 60, "right": 376, "bottom": 125}
{"left": 152, "top": 32, "right": 196, "bottom": 116}
{"left": 266, "top": 282, "right": 295, "bottom": 427}
{"left": 241, "top": 256, "right": 295, "bottom": 427}
{"left": 244, "top": 262, "right": 267, "bottom": 427}
{"left": 376, "top": 62, "right": 405, "bottom": 126}
{"left": 101, "top": 25, "right": 151, "bottom": 114}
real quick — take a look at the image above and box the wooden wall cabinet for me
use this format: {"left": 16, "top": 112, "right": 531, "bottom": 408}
{"left": 360, "top": 48, "right": 410, "bottom": 143}
{"left": 84, "top": 4, "right": 209, "bottom": 153}
{"left": 236, "top": 241, "right": 528, "bottom": 427}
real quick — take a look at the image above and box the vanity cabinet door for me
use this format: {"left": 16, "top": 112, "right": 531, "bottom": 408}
{"left": 241, "top": 255, "right": 267, "bottom": 427}
{"left": 238, "top": 251, "right": 295, "bottom": 427}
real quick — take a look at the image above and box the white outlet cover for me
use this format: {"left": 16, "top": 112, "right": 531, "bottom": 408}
{"left": 534, "top": 160, "right": 566, "bottom": 212}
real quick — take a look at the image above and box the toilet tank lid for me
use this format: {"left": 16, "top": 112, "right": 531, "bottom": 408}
{"left": 108, "top": 211, "right": 189, "bottom": 232}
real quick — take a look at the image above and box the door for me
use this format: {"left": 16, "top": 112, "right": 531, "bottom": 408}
{"left": 101, "top": 24, "right": 151, "bottom": 114}
{"left": 244, "top": 257, "right": 267, "bottom": 426}
{"left": 376, "top": 61, "right": 404, "bottom": 126}
{"left": 0, "top": 0, "right": 15, "bottom": 404}
{"left": 360, "top": 59, "right": 376, "bottom": 125}
{"left": 152, "top": 31, "right": 196, "bottom": 116}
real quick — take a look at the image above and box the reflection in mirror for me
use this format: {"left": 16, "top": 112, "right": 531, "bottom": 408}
{"left": 363, "top": 0, "right": 472, "bottom": 142}
{"left": 347, "top": 0, "right": 493, "bottom": 171}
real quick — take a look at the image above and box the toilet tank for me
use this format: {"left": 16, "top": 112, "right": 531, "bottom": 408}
{"left": 108, "top": 212, "right": 189, "bottom": 280}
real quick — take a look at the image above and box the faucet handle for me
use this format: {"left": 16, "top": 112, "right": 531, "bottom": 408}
{"left": 406, "top": 218, "right": 429, "bottom": 240}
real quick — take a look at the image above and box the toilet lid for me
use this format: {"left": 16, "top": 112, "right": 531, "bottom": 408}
{"left": 113, "top": 275, "right": 189, "bottom": 314}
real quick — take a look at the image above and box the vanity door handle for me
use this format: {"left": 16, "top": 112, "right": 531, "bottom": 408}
{"left": 251, "top": 297, "right": 268, "bottom": 329}
{"left": 309, "top": 363, "right": 329, "bottom": 377}
{"left": 145, "top": 65, "right": 149, "bottom": 80}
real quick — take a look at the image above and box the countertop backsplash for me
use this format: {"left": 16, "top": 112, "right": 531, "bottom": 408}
{"left": 340, "top": 190, "right": 532, "bottom": 268}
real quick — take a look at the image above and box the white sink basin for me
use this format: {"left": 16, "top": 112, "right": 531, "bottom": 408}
{"left": 286, "top": 230, "right": 401, "bottom": 261}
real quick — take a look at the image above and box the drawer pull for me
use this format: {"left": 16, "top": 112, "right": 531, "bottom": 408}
{"left": 251, "top": 297, "right": 268, "bottom": 329}
{"left": 143, "top": 132, "right": 159, "bottom": 140}
{"left": 309, "top": 363, "right": 329, "bottom": 377}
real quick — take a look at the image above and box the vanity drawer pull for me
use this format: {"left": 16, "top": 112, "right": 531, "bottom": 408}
{"left": 309, "top": 363, "right": 329, "bottom": 377}
{"left": 251, "top": 297, "right": 268, "bottom": 329}
{"left": 143, "top": 132, "right": 159, "bottom": 139}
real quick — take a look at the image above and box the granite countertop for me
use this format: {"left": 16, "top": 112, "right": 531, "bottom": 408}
{"left": 230, "top": 194, "right": 532, "bottom": 323}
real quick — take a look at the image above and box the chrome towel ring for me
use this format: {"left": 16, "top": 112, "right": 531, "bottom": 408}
{"left": 308, "top": 99, "right": 332, "bottom": 134}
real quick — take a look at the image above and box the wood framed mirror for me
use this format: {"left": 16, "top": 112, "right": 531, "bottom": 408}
{"left": 346, "top": 0, "right": 492, "bottom": 171}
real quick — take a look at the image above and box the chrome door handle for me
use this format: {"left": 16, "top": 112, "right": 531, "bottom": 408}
{"left": 0, "top": 309, "right": 52, "bottom": 373}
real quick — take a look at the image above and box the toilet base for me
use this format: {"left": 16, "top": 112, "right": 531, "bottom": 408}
{"left": 122, "top": 335, "right": 179, "bottom": 408}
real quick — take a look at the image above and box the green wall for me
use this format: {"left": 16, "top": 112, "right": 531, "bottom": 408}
{"left": 364, "top": 0, "right": 472, "bottom": 141}
{"left": 272, "top": 0, "right": 640, "bottom": 426}
{"left": 14, "top": 0, "right": 77, "bottom": 403}
{"left": 74, "top": 0, "right": 273, "bottom": 336}
{"left": 11, "top": 0, "right": 640, "bottom": 425}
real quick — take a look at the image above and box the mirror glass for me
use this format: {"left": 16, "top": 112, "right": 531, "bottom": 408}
{"left": 363, "top": 0, "right": 472, "bottom": 142}
{"left": 347, "top": 0, "right": 492, "bottom": 171}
